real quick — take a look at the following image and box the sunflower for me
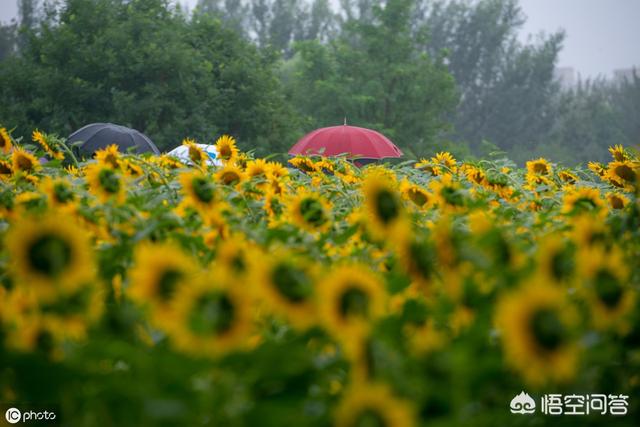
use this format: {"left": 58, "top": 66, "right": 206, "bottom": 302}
{"left": 333, "top": 159, "right": 358, "bottom": 184}
{"left": 362, "top": 172, "right": 407, "bottom": 238}
{"left": 400, "top": 297, "right": 446, "bottom": 354}
{"left": 289, "top": 156, "right": 318, "bottom": 173}
{"left": 32, "top": 130, "right": 64, "bottom": 161}
{"left": 40, "top": 177, "right": 76, "bottom": 209}
{"left": 399, "top": 179, "right": 433, "bottom": 210}
{"left": 246, "top": 159, "right": 269, "bottom": 180}
{"left": 561, "top": 186, "right": 605, "bottom": 216}
{"left": 606, "top": 192, "right": 629, "bottom": 210}
{"left": 0, "top": 158, "right": 12, "bottom": 179}
{"left": 182, "top": 138, "right": 207, "bottom": 167}
{"left": 5, "top": 282, "right": 102, "bottom": 356}
{"left": 12, "top": 148, "right": 40, "bottom": 174}
{"left": 609, "top": 144, "right": 629, "bottom": 162}
{"left": 414, "top": 158, "right": 441, "bottom": 176}
{"left": 214, "top": 235, "right": 257, "bottom": 277}
{"left": 434, "top": 151, "right": 458, "bottom": 173}
{"left": 588, "top": 161, "right": 607, "bottom": 178}
{"left": 35, "top": 282, "right": 104, "bottom": 338}
{"left": 526, "top": 158, "right": 552, "bottom": 176}
{"left": 318, "top": 265, "right": 386, "bottom": 354}
{"left": 264, "top": 191, "right": 286, "bottom": 227}
{"left": 85, "top": 163, "right": 126, "bottom": 204}
{"left": 394, "top": 235, "right": 437, "bottom": 290}
{"left": 335, "top": 382, "right": 415, "bottom": 427}
{"left": 202, "top": 208, "right": 230, "bottom": 241}
{"left": 179, "top": 170, "right": 218, "bottom": 212}
{"left": 578, "top": 246, "right": 635, "bottom": 333}
{"left": 569, "top": 215, "right": 607, "bottom": 248}
{"left": 1, "top": 127, "right": 13, "bottom": 153}
{"left": 266, "top": 161, "right": 289, "bottom": 180}
{"left": 535, "top": 235, "right": 575, "bottom": 285}
{"left": 167, "top": 268, "right": 253, "bottom": 357}
{"left": 95, "top": 144, "right": 122, "bottom": 169}
{"left": 495, "top": 279, "right": 578, "bottom": 386}
{"left": 558, "top": 170, "right": 578, "bottom": 185}
{"left": 215, "top": 163, "right": 246, "bottom": 187}
{"left": 128, "top": 242, "right": 199, "bottom": 329}
{"left": 429, "top": 173, "right": 466, "bottom": 211}
{"left": 606, "top": 161, "right": 637, "bottom": 190}
{"left": 122, "top": 159, "right": 144, "bottom": 178}
{"left": 214, "top": 135, "right": 239, "bottom": 163}
{"left": 5, "top": 213, "right": 94, "bottom": 301}
{"left": 158, "top": 154, "right": 185, "bottom": 170}
{"left": 462, "top": 164, "right": 486, "bottom": 186}
{"left": 5, "top": 311, "right": 63, "bottom": 358}
{"left": 251, "top": 250, "right": 318, "bottom": 329}
{"left": 287, "top": 189, "right": 332, "bottom": 232}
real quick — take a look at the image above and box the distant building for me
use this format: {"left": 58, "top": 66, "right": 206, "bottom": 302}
{"left": 554, "top": 67, "right": 576, "bottom": 90}
{"left": 613, "top": 67, "right": 638, "bottom": 83}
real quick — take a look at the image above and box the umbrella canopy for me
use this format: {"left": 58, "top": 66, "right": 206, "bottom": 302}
{"left": 67, "top": 123, "right": 160, "bottom": 158}
{"left": 288, "top": 125, "right": 402, "bottom": 159}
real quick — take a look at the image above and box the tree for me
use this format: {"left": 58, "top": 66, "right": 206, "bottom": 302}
{"left": 0, "top": 0, "right": 298, "bottom": 153}
{"left": 197, "top": 0, "right": 336, "bottom": 58}
{"left": 284, "top": 0, "right": 457, "bottom": 156}
{"left": 532, "top": 74, "right": 640, "bottom": 165}
{"left": 0, "top": 22, "right": 17, "bottom": 60}
{"left": 413, "top": 0, "right": 564, "bottom": 156}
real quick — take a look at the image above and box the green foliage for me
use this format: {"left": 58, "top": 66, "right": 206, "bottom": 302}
{"left": 0, "top": 0, "right": 298, "bottom": 153}
{"left": 521, "top": 74, "right": 640, "bottom": 165}
{"left": 415, "top": 0, "right": 564, "bottom": 156}
{"left": 283, "top": 0, "right": 457, "bottom": 156}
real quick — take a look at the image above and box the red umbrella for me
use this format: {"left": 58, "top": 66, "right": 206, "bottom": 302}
{"left": 288, "top": 125, "right": 403, "bottom": 159}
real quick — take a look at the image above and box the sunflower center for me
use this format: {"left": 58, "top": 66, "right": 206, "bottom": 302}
{"left": 340, "top": 286, "right": 370, "bottom": 319}
{"left": 409, "top": 240, "right": 434, "bottom": 279}
{"left": 609, "top": 196, "right": 624, "bottom": 209}
{"left": 189, "top": 292, "right": 235, "bottom": 336}
{"left": 533, "top": 163, "right": 549, "bottom": 174}
{"left": 353, "top": 409, "right": 387, "bottom": 427}
{"left": 374, "top": 189, "right": 399, "bottom": 224}
{"left": 550, "top": 248, "right": 574, "bottom": 281}
{"left": 27, "top": 233, "right": 72, "bottom": 278}
{"left": 530, "top": 308, "right": 565, "bottom": 351}
{"left": 272, "top": 263, "right": 312, "bottom": 302}
{"left": 594, "top": 269, "right": 623, "bottom": 308}
{"left": 0, "top": 161, "right": 12, "bottom": 174}
{"left": 36, "top": 329, "right": 55, "bottom": 354}
{"left": 220, "top": 146, "right": 231, "bottom": 159}
{"left": 573, "top": 197, "right": 597, "bottom": 212}
{"left": 157, "top": 269, "right": 183, "bottom": 301}
{"left": 220, "top": 171, "right": 241, "bottom": 185}
{"left": 53, "top": 182, "right": 75, "bottom": 203}
{"left": 16, "top": 154, "right": 35, "bottom": 171}
{"left": 441, "top": 187, "right": 464, "bottom": 206}
{"left": 98, "top": 168, "right": 121, "bottom": 194}
{"left": 192, "top": 177, "right": 215, "bottom": 203}
{"left": 614, "top": 165, "right": 636, "bottom": 182}
{"left": 300, "top": 198, "right": 326, "bottom": 227}
{"left": 408, "top": 189, "right": 428, "bottom": 207}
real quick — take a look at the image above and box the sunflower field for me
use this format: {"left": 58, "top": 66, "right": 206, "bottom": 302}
{"left": 0, "top": 127, "right": 639, "bottom": 427}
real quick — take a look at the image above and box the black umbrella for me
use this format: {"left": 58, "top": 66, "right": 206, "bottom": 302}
{"left": 67, "top": 123, "right": 160, "bottom": 158}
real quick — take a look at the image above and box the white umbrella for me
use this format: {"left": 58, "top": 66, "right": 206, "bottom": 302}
{"left": 167, "top": 144, "right": 222, "bottom": 166}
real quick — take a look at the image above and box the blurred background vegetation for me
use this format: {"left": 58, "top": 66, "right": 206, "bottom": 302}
{"left": 0, "top": 0, "right": 638, "bottom": 163}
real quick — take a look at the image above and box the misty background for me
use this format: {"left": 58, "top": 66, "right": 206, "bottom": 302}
{"left": 0, "top": 0, "right": 638, "bottom": 164}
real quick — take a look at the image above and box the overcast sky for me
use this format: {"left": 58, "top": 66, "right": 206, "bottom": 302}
{"left": 1, "top": 0, "right": 638, "bottom": 77}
